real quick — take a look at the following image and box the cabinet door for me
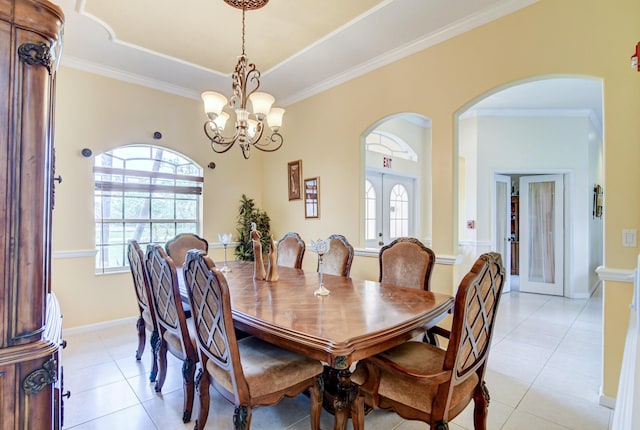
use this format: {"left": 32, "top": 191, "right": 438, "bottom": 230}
{"left": 1, "top": 23, "right": 60, "bottom": 347}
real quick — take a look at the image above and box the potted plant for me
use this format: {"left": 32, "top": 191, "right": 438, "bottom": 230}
{"left": 234, "top": 194, "right": 272, "bottom": 261}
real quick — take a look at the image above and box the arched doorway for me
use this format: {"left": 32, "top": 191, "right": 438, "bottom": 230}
{"left": 361, "top": 113, "right": 432, "bottom": 248}
{"left": 455, "top": 76, "right": 604, "bottom": 298}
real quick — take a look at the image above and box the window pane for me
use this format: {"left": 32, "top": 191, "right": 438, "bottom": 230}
{"left": 390, "top": 184, "right": 409, "bottom": 239}
{"left": 176, "top": 223, "right": 197, "bottom": 234}
{"left": 151, "top": 198, "right": 176, "bottom": 219}
{"left": 94, "top": 145, "right": 203, "bottom": 272}
{"left": 152, "top": 223, "right": 176, "bottom": 243}
{"left": 124, "top": 197, "right": 150, "bottom": 219}
{"left": 126, "top": 223, "right": 151, "bottom": 243}
{"left": 176, "top": 198, "right": 197, "bottom": 219}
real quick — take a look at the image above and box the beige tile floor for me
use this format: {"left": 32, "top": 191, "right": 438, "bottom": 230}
{"left": 62, "top": 287, "right": 612, "bottom": 430}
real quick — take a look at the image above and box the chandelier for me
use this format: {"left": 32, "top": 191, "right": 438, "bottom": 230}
{"left": 201, "top": 0, "right": 285, "bottom": 159}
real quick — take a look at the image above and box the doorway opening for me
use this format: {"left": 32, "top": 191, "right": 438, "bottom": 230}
{"left": 456, "top": 76, "right": 604, "bottom": 298}
{"left": 361, "top": 113, "right": 432, "bottom": 249}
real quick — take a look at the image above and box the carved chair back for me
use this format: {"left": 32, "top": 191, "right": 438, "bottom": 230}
{"left": 379, "top": 237, "right": 435, "bottom": 291}
{"left": 321, "top": 234, "right": 354, "bottom": 277}
{"left": 277, "top": 232, "right": 305, "bottom": 269}
{"left": 127, "top": 240, "right": 156, "bottom": 327}
{"left": 165, "top": 233, "right": 208, "bottom": 269}
{"left": 145, "top": 244, "right": 199, "bottom": 422}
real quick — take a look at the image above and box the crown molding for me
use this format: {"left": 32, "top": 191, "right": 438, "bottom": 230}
{"left": 280, "top": 0, "right": 539, "bottom": 105}
{"left": 61, "top": 56, "right": 201, "bottom": 100}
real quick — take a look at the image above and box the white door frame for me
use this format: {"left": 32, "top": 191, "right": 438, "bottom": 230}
{"left": 493, "top": 174, "right": 512, "bottom": 292}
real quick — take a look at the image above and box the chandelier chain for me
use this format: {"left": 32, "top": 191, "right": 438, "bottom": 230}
{"left": 241, "top": 5, "right": 246, "bottom": 55}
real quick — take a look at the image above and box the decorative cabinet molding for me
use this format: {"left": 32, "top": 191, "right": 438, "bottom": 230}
{"left": 0, "top": 1, "right": 65, "bottom": 428}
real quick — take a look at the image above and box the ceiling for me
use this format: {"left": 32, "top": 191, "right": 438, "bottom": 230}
{"left": 50, "top": 0, "right": 602, "bottom": 128}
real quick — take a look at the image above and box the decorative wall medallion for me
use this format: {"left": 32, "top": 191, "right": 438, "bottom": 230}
{"left": 23, "top": 357, "right": 57, "bottom": 395}
{"left": 18, "top": 42, "right": 52, "bottom": 74}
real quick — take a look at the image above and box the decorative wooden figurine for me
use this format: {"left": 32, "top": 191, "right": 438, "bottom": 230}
{"left": 251, "top": 223, "right": 266, "bottom": 280}
{"left": 266, "top": 235, "right": 279, "bottom": 282}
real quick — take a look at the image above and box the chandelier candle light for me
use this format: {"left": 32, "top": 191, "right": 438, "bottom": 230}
{"left": 218, "top": 233, "right": 233, "bottom": 272}
{"left": 201, "top": 0, "right": 285, "bottom": 159}
{"left": 309, "top": 239, "right": 331, "bottom": 296}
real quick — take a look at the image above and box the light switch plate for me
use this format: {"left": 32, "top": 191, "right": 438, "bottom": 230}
{"left": 622, "top": 229, "right": 637, "bottom": 247}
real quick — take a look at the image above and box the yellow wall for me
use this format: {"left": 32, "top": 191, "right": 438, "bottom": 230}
{"left": 260, "top": 0, "right": 640, "bottom": 399}
{"left": 51, "top": 0, "right": 640, "bottom": 399}
{"left": 52, "top": 69, "right": 264, "bottom": 327}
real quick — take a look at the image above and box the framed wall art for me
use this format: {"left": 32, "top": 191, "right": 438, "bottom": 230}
{"left": 288, "top": 160, "right": 302, "bottom": 200}
{"left": 304, "top": 177, "right": 319, "bottom": 218}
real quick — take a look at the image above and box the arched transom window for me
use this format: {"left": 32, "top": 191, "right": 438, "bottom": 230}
{"left": 365, "top": 130, "right": 418, "bottom": 162}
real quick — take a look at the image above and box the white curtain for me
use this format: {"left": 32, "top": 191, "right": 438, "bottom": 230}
{"left": 528, "top": 181, "right": 555, "bottom": 283}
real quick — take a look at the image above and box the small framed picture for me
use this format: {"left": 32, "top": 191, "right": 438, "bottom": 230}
{"left": 304, "top": 177, "right": 319, "bottom": 219}
{"left": 288, "top": 160, "right": 302, "bottom": 200}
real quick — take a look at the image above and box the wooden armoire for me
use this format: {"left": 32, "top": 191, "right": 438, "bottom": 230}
{"left": 0, "top": 1, "right": 65, "bottom": 428}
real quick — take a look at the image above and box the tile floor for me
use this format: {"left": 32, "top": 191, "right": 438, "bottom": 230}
{"left": 62, "top": 287, "right": 612, "bottom": 430}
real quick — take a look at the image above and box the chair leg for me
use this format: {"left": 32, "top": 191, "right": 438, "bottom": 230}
{"left": 423, "top": 328, "right": 440, "bottom": 347}
{"left": 182, "top": 357, "right": 196, "bottom": 422}
{"left": 135, "top": 316, "right": 145, "bottom": 360}
{"left": 233, "top": 405, "right": 252, "bottom": 430}
{"left": 155, "top": 339, "right": 168, "bottom": 392}
{"left": 472, "top": 381, "right": 490, "bottom": 430}
{"left": 149, "top": 330, "right": 159, "bottom": 382}
{"left": 194, "top": 369, "right": 210, "bottom": 430}
{"left": 309, "top": 377, "right": 323, "bottom": 430}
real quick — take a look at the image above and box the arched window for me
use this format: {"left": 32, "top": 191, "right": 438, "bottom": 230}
{"left": 365, "top": 131, "right": 418, "bottom": 161}
{"left": 389, "top": 184, "right": 409, "bottom": 238}
{"left": 94, "top": 145, "right": 203, "bottom": 273}
{"left": 365, "top": 179, "right": 377, "bottom": 240}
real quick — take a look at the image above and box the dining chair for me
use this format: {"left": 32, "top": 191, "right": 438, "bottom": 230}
{"left": 321, "top": 234, "right": 354, "bottom": 277}
{"left": 182, "top": 249, "right": 324, "bottom": 430}
{"left": 126, "top": 240, "right": 159, "bottom": 382}
{"left": 379, "top": 237, "right": 436, "bottom": 291}
{"left": 352, "top": 252, "right": 505, "bottom": 430}
{"left": 379, "top": 237, "right": 438, "bottom": 343}
{"left": 276, "top": 232, "right": 305, "bottom": 269}
{"left": 165, "top": 232, "right": 209, "bottom": 268}
{"left": 145, "top": 244, "right": 199, "bottom": 423}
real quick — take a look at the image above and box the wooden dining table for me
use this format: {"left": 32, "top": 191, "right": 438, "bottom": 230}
{"left": 179, "top": 260, "right": 453, "bottom": 430}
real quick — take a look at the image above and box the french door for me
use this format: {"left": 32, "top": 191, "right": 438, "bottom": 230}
{"left": 365, "top": 171, "right": 415, "bottom": 247}
{"left": 494, "top": 174, "right": 512, "bottom": 292}
{"left": 519, "top": 174, "right": 564, "bottom": 295}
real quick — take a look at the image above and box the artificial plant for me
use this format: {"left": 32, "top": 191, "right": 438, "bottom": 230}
{"left": 235, "top": 194, "right": 272, "bottom": 261}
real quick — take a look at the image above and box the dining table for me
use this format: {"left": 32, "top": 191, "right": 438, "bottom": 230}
{"left": 178, "top": 260, "right": 454, "bottom": 430}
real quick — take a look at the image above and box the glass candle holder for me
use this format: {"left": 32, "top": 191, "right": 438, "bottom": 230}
{"left": 218, "top": 233, "right": 233, "bottom": 272}
{"left": 309, "top": 238, "right": 331, "bottom": 296}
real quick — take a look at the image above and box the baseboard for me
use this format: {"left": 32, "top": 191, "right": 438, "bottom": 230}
{"left": 63, "top": 316, "right": 137, "bottom": 335}
{"left": 599, "top": 385, "right": 616, "bottom": 409}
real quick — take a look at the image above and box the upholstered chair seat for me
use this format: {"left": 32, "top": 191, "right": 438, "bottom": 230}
{"left": 352, "top": 341, "right": 479, "bottom": 414}
{"left": 205, "top": 336, "right": 323, "bottom": 399}
{"left": 162, "top": 317, "right": 198, "bottom": 361}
